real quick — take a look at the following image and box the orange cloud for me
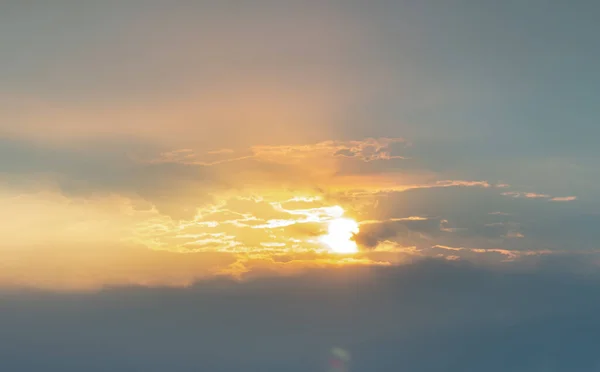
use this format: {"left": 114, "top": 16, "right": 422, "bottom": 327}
{"left": 550, "top": 196, "right": 577, "bottom": 202}
{"left": 502, "top": 191, "right": 550, "bottom": 199}
{"left": 0, "top": 243, "right": 237, "bottom": 291}
{"left": 218, "top": 252, "right": 389, "bottom": 279}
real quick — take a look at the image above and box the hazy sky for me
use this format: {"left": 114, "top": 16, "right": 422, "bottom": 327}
{"left": 2, "top": 1, "right": 600, "bottom": 370}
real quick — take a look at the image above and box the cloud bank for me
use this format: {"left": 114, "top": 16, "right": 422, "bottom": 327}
{"left": 3, "top": 259, "right": 600, "bottom": 371}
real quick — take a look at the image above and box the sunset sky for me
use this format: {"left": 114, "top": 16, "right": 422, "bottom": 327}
{"left": 2, "top": 2, "right": 600, "bottom": 371}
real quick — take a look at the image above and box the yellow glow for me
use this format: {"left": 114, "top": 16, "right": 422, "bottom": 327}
{"left": 320, "top": 217, "right": 359, "bottom": 254}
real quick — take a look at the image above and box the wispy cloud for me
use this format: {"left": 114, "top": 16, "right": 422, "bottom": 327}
{"left": 151, "top": 138, "right": 408, "bottom": 166}
{"left": 502, "top": 191, "right": 577, "bottom": 202}
{"left": 550, "top": 196, "right": 577, "bottom": 202}
{"left": 502, "top": 191, "right": 551, "bottom": 199}
{"left": 253, "top": 137, "right": 408, "bottom": 163}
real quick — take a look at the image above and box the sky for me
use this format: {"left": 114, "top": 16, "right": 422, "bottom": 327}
{"left": 2, "top": 1, "right": 600, "bottom": 371}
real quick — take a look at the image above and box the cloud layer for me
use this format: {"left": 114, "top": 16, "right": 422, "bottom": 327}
{"left": 1, "top": 1, "right": 599, "bottom": 291}
{"left": 0, "top": 134, "right": 591, "bottom": 290}
{"left": 3, "top": 259, "right": 600, "bottom": 371}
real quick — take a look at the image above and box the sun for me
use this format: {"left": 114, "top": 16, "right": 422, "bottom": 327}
{"left": 320, "top": 217, "right": 359, "bottom": 254}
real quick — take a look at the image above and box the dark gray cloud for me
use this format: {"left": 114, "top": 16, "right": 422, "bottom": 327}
{"left": 0, "top": 137, "right": 217, "bottom": 219}
{"left": 356, "top": 186, "right": 600, "bottom": 253}
{"left": 333, "top": 149, "right": 355, "bottom": 158}
{"left": 356, "top": 218, "right": 443, "bottom": 248}
{"left": 3, "top": 259, "right": 600, "bottom": 371}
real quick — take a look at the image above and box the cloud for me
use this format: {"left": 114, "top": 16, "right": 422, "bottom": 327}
{"left": 144, "top": 138, "right": 410, "bottom": 193}
{"left": 550, "top": 196, "right": 577, "bottom": 202}
{"left": 0, "top": 242, "right": 237, "bottom": 291}
{"left": 1, "top": 8, "right": 599, "bottom": 370}
{"left": 333, "top": 148, "right": 356, "bottom": 157}
{"left": 355, "top": 217, "right": 445, "bottom": 248}
{"left": 0, "top": 137, "right": 221, "bottom": 220}
{"left": 0, "top": 136, "right": 494, "bottom": 224}
{"left": 465, "top": 221, "right": 524, "bottom": 240}
{"left": 4, "top": 259, "right": 600, "bottom": 371}
{"left": 3, "top": 180, "right": 586, "bottom": 291}
{"left": 429, "top": 245, "right": 523, "bottom": 262}
{"left": 152, "top": 148, "right": 253, "bottom": 166}
{"left": 354, "top": 183, "right": 594, "bottom": 253}
{"left": 333, "top": 179, "right": 492, "bottom": 198}
{"left": 502, "top": 191, "right": 577, "bottom": 202}
{"left": 218, "top": 253, "right": 386, "bottom": 279}
{"left": 502, "top": 191, "right": 551, "bottom": 199}
{"left": 0, "top": 136, "right": 590, "bottom": 289}
{"left": 251, "top": 138, "right": 407, "bottom": 163}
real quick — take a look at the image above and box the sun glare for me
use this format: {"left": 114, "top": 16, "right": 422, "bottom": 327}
{"left": 321, "top": 217, "right": 359, "bottom": 254}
